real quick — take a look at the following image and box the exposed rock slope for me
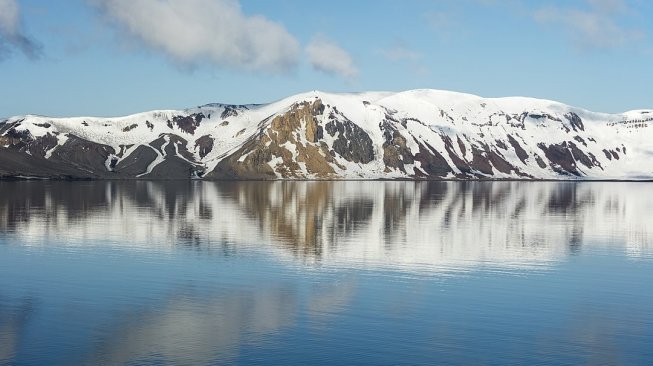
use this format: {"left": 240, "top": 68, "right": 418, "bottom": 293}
{"left": 1, "top": 90, "right": 652, "bottom": 180}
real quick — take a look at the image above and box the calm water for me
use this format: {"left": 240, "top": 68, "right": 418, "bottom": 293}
{"left": 0, "top": 181, "right": 652, "bottom": 365}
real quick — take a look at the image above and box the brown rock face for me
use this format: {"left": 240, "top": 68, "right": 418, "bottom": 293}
{"left": 209, "top": 100, "right": 341, "bottom": 179}
{"left": 122, "top": 124, "right": 138, "bottom": 132}
{"left": 0, "top": 121, "right": 117, "bottom": 178}
{"left": 48, "top": 135, "right": 116, "bottom": 177}
{"left": 0, "top": 147, "right": 93, "bottom": 178}
{"left": 470, "top": 145, "right": 494, "bottom": 175}
{"left": 209, "top": 137, "right": 277, "bottom": 180}
{"left": 169, "top": 113, "right": 205, "bottom": 135}
{"left": 195, "top": 135, "right": 214, "bottom": 158}
{"left": 1, "top": 128, "right": 59, "bottom": 159}
{"left": 1, "top": 123, "right": 35, "bottom": 153}
{"left": 114, "top": 145, "right": 158, "bottom": 176}
{"left": 441, "top": 134, "right": 472, "bottom": 176}
{"left": 537, "top": 142, "right": 580, "bottom": 176}
{"left": 565, "top": 112, "right": 584, "bottom": 132}
{"left": 304, "top": 102, "right": 324, "bottom": 143}
{"left": 568, "top": 141, "right": 596, "bottom": 169}
{"left": 457, "top": 136, "right": 467, "bottom": 157}
{"left": 414, "top": 141, "right": 452, "bottom": 178}
{"left": 381, "top": 121, "right": 414, "bottom": 173}
{"left": 325, "top": 115, "right": 374, "bottom": 164}
{"left": 507, "top": 135, "right": 529, "bottom": 164}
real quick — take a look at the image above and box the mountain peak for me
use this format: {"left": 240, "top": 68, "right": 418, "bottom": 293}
{"left": 1, "top": 90, "right": 651, "bottom": 180}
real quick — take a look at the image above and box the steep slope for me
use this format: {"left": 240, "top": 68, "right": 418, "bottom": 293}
{"left": 1, "top": 90, "right": 652, "bottom": 180}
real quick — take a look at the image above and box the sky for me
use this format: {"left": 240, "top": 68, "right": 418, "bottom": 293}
{"left": 0, "top": 0, "right": 651, "bottom": 118}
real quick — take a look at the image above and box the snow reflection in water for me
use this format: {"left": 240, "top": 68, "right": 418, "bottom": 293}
{"left": 2, "top": 181, "right": 652, "bottom": 266}
{"left": 0, "top": 181, "right": 652, "bottom": 365}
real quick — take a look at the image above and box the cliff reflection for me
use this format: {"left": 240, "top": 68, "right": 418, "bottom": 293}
{"left": 87, "top": 285, "right": 298, "bottom": 365}
{"left": 0, "top": 297, "right": 34, "bottom": 365}
{"left": 1, "top": 181, "right": 652, "bottom": 270}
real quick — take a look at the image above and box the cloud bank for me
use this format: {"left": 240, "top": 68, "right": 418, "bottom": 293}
{"left": 94, "top": 0, "right": 301, "bottom": 73}
{"left": 0, "top": 0, "right": 41, "bottom": 60}
{"left": 94, "top": 0, "right": 360, "bottom": 79}
{"left": 306, "top": 35, "right": 358, "bottom": 80}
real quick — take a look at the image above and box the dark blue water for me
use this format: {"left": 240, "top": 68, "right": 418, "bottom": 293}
{"left": 0, "top": 181, "right": 652, "bottom": 365}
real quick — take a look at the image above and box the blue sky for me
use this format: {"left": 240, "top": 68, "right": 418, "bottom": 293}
{"left": 0, "top": 0, "right": 651, "bottom": 117}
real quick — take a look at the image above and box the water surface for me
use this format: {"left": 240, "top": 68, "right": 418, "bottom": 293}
{"left": 1, "top": 181, "right": 652, "bottom": 365}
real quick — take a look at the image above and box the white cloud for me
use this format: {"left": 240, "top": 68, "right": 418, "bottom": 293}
{"left": 306, "top": 35, "right": 358, "bottom": 80}
{"left": 94, "top": 0, "right": 300, "bottom": 73}
{"left": 534, "top": 0, "right": 643, "bottom": 49}
{"left": 0, "top": 0, "right": 41, "bottom": 60}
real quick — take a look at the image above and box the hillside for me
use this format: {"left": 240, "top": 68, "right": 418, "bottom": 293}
{"left": 1, "top": 90, "right": 652, "bottom": 180}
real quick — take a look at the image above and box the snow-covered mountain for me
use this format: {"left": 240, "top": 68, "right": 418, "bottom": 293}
{"left": 1, "top": 89, "right": 652, "bottom": 180}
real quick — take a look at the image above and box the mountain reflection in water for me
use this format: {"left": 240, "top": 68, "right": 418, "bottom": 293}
{"left": 0, "top": 181, "right": 652, "bottom": 365}
{"left": 1, "top": 181, "right": 651, "bottom": 269}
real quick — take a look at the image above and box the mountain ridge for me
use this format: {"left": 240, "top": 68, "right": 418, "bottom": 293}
{"left": 1, "top": 89, "right": 652, "bottom": 180}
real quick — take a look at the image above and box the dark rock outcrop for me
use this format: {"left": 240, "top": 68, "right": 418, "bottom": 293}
{"left": 195, "top": 135, "right": 214, "bottom": 158}
{"left": 325, "top": 117, "right": 374, "bottom": 164}
{"left": 1, "top": 91, "right": 648, "bottom": 180}
{"left": 537, "top": 142, "right": 579, "bottom": 176}
{"left": 48, "top": 135, "right": 115, "bottom": 177}
{"left": 565, "top": 112, "right": 584, "bottom": 132}
{"left": 114, "top": 145, "right": 158, "bottom": 176}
